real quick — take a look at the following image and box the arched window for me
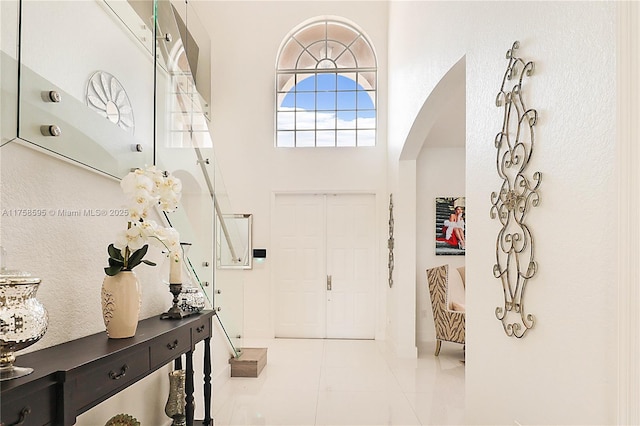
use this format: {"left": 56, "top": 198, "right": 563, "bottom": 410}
{"left": 276, "top": 18, "right": 377, "bottom": 147}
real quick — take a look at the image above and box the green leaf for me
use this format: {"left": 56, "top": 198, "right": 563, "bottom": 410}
{"left": 127, "top": 245, "right": 149, "bottom": 270}
{"left": 108, "top": 257, "right": 125, "bottom": 267}
{"left": 142, "top": 259, "right": 157, "bottom": 266}
{"left": 108, "top": 244, "right": 124, "bottom": 261}
{"left": 104, "top": 265, "right": 123, "bottom": 276}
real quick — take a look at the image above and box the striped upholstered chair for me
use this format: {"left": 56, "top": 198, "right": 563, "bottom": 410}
{"left": 426, "top": 264, "right": 465, "bottom": 356}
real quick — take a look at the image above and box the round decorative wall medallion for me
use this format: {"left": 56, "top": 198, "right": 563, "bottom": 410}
{"left": 86, "top": 71, "right": 135, "bottom": 134}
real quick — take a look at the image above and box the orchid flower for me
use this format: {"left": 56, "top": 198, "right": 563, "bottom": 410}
{"left": 105, "top": 166, "right": 182, "bottom": 276}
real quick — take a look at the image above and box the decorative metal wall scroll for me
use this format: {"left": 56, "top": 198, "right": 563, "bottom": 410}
{"left": 490, "top": 41, "right": 541, "bottom": 338}
{"left": 388, "top": 194, "right": 394, "bottom": 288}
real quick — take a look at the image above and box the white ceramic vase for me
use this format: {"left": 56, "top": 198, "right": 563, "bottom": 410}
{"left": 101, "top": 271, "right": 141, "bottom": 338}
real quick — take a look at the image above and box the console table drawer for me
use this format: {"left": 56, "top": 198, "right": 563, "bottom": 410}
{"left": 1, "top": 379, "right": 57, "bottom": 426}
{"left": 150, "top": 327, "right": 190, "bottom": 368}
{"left": 191, "top": 316, "right": 211, "bottom": 344}
{"left": 1, "top": 312, "right": 214, "bottom": 426}
{"left": 73, "top": 348, "right": 149, "bottom": 411}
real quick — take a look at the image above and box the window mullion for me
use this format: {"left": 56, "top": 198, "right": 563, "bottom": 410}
{"left": 276, "top": 19, "right": 376, "bottom": 148}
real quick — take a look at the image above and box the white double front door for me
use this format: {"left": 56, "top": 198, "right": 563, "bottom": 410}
{"left": 273, "top": 193, "right": 376, "bottom": 339}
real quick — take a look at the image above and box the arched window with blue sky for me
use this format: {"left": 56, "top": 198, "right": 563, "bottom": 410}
{"left": 276, "top": 18, "right": 377, "bottom": 147}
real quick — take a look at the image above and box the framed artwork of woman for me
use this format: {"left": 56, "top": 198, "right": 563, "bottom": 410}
{"left": 435, "top": 197, "right": 465, "bottom": 256}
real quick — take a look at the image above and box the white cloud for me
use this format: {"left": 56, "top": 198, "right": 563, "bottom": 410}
{"left": 277, "top": 107, "right": 376, "bottom": 146}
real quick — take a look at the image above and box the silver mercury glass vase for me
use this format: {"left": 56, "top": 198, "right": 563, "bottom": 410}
{"left": 179, "top": 286, "right": 206, "bottom": 313}
{"left": 165, "top": 369, "right": 187, "bottom": 426}
{"left": 0, "top": 253, "right": 48, "bottom": 381}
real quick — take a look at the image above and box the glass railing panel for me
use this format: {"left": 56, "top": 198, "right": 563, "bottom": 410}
{"left": 0, "top": 82, "right": 16, "bottom": 144}
{"left": 154, "top": 0, "right": 210, "bottom": 151}
{"left": 18, "top": 66, "right": 150, "bottom": 179}
{"left": 154, "top": 0, "right": 244, "bottom": 356}
{"left": 17, "top": 0, "right": 154, "bottom": 178}
{"left": 214, "top": 266, "right": 245, "bottom": 355}
{"left": 153, "top": 0, "right": 214, "bottom": 319}
{"left": 191, "top": 147, "right": 246, "bottom": 357}
{"left": 103, "top": 0, "right": 154, "bottom": 55}
{"left": 1, "top": 1, "right": 19, "bottom": 147}
{"left": 166, "top": 0, "right": 211, "bottom": 115}
{"left": 210, "top": 153, "right": 245, "bottom": 354}
{"left": 161, "top": 191, "right": 214, "bottom": 310}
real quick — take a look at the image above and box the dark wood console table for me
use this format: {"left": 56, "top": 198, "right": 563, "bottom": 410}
{"left": 0, "top": 310, "right": 214, "bottom": 426}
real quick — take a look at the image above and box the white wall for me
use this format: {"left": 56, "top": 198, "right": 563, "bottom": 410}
{"left": 2, "top": 1, "right": 387, "bottom": 422}
{"left": 416, "top": 146, "right": 465, "bottom": 344}
{"left": 1, "top": 142, "right": 175, "bottom": 425}
{"left": 389, "top": 1, "right": 617, "bottom": 424}
{"left": 191, "top": 0, "right": 390, "bottom": 340}
{"left": 414, "top": 60, "right": 466, "bottom": 346}
{"left": 0, "top": 2, "right": 207, "bottom": 424}
{"left": 3, "top": 0, "right": 624, "bottom": 423}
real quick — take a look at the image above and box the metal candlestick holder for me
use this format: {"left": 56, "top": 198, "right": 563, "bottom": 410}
{"left": 161, "top": 242, "right": 200, "bottom": 320}
{"left": 160, "top": 283, "right": 186, "bottom": 320}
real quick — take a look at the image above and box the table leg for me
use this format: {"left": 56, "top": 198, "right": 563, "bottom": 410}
{"left": 203, "top": 336, "right": 212, "bottom": 425}
{"left": 186, "top": 350, "right": 194, "bottom": 426}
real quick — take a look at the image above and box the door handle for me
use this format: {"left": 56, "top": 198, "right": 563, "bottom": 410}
{"left": 327, "top": 275, "right": 332, "bottom": 291}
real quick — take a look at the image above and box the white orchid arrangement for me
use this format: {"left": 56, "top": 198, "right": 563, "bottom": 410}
{"left": 105, "top": 166, "right": 182, "bottom": 276}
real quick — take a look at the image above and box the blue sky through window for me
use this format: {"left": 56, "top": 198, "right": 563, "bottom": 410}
{"left": 281, "top": 74, "right": 375, "bottom": 120}
{"left": 277, "top": 73, "right": 376, "bottom": 146}
{"left": 275, "top": 19, "right": 377, "bottom": 147}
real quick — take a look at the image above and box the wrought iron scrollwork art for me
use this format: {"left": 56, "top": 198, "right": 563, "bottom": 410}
{"left": 490, "top": 41, "right": 541, "bottom": 338}
{"left": 388, "top": 194, "right": 394, "bottom": 288}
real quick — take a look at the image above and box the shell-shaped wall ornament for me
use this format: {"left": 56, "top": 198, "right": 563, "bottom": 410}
{"left": 86, "top": 71, "right": 135, "bottom": 134}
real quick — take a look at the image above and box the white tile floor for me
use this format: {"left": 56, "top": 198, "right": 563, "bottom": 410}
{"left": 213, "top": 339, "right": 465, "bottom": 426}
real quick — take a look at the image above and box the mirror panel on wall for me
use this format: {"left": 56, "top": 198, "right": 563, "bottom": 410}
{"left": 15, "top": 0, "right": 154, "bottom": 179}
{"left": 217, "top": 214, "right": 253, "bottom": 270}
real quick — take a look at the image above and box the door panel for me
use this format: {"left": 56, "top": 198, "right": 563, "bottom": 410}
{"left": 274, "top": 193, "right": 375, "bottom": 339}
{"left": 274, "top": 194, "right": 325, "bottom": 337}
{"left": 326, "top": 194, "right": 376, "bottom": 338}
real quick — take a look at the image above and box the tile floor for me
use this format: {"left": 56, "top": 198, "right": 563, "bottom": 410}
{"left": 213, "top": 338, "right": 465, "bottom": 426}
